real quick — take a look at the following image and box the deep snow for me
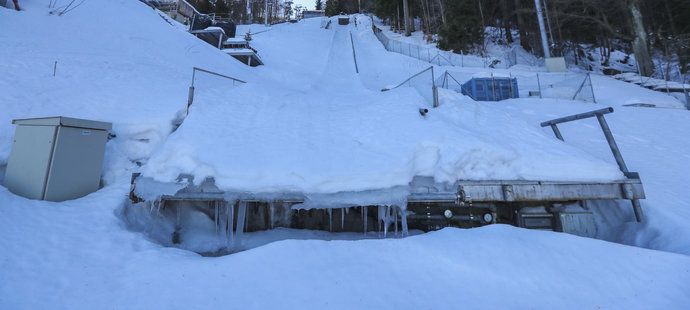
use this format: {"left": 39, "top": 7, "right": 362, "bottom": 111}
{"left": 1, "top": 1, "right": 690, "bottom": 308}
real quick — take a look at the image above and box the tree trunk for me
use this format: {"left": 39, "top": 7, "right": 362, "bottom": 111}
{"left": 628, "top": 0, "right": 653, "bottom": 76}
{"left": 403, "top": 0, "right": 411, "bottom": 36}
{"left": 436, "top": 0, "right": 446, "bottom": 26}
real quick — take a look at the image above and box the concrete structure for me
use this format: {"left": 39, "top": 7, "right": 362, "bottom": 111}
{"left": 4, "top": 117, "right": 111, "bottom": 201}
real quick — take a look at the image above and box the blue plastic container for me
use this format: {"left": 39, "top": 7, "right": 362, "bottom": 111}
{"left": 461, "top": 77, "right": 519, "bottom": 101}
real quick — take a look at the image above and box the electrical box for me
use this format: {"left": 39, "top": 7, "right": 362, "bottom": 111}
{"left": 4, "top": 117, "right": 111, "bottom": 202}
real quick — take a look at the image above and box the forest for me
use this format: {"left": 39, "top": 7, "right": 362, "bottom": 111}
{"left": 191, "top": 0, "right": 689, "bottom": 78}
{"left": 333, "top": 0, "right": 690, "bottom": 78}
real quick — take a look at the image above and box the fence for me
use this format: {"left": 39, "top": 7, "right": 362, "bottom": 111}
{"left": 383, "top": 66, "right": 439, "bottom": 107}
{"left": 372, "top": 24, "right": 514, "bottom": 69}
{"left": 439, "top": 70, "right": 596, "bottom": 103}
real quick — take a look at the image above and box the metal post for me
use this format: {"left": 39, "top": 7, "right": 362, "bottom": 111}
{"left": 595, "top": 114, "right": 629, "bottom": 173}
{"left": 432, "top": 66, "right": 439, "bottom": 107}
{"left": 630, "top": 199, "right": 644, "bottom": 223}
{"left": 537, "top": 73, "right": 543, "bottom": 99}
{"left": 350, "top": 31, "right": 359, "bottom": 74}
{"left": 550, "top": 124, "right": 564, "bottom": 141}
{"left": 186, "top": 86, "right": 195, "bottom": 109}
{"left": 588, "top": 73, "right": 597, "bottom": 103}
{"left": 534, "top": 0, "right": 551, "bottom": 58}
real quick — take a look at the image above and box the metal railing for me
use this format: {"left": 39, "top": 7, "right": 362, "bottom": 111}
{"left": 350, "top": 31, "right": 359, "bottom": 74}
{"left": 540, "top": 107, "right": 644, "bottom": 222}
{"left": 382, "top": 66, "right": 439, "bottom": 107}
{"left": 187, "top": 67, "right": 247, "bottom": 109}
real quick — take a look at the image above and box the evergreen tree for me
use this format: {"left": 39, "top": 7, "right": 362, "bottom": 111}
{"left": 325, "top": 0, "right": 339, "bottom": 16}
{"left": 437, "top": 0, "right": 484, "bottom": 53}
{"left": 193, "top": 0, "right": 213, "bottom": 14}
{"left": 214, "top": 0, "right": 229, "bottom": 16}
{"left": 316, "top": 0, "right": 323, "bottom": 11}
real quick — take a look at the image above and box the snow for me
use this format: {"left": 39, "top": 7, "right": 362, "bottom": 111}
{"left": 141, "top": 16, "right": 625, "bottom": 200}
{"left": 1, "top": 2, "right": 690, "bottom": 308}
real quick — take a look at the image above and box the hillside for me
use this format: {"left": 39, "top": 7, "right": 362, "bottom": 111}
{"left": 1, "top": 1, "right": 689, "bottom": 308}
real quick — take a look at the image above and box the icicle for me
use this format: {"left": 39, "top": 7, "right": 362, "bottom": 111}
{"left": 377, "top": 205, "right": 384, "bottom": 234}
{"left": 383, "top": 205, "right": 389, "bottom": 238}
{"left": 269, "top": 202, "right": 275, "bottom": 229}
{"left": 394, "top": 206, "right": 399, "bottom": 237}
{"left": 362, "top": 206, "right": 368, "bottom": 235}
{"left": 328, "top": 208, "right": 333, "bottom": 232}
{"left": 283, "top": 202, "right": 290, "bottom": 226}
{"left": 214, "top": 201, "right": 219, "bottom": 234}
{"left": 235, "top": 201, "right": 247, "bottom": 248}
{"left": 400, "top": 206, "right": 409, "bottom": 236}
{"left": 227, "top": 201, "right": 234, "bottom": 245}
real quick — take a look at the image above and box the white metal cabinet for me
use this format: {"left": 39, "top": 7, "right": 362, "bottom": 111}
{"left": 3, "top": 117, "right": 111, "bottom": 201}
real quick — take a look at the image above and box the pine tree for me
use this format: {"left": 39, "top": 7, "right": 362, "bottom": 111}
{"left": 438, "top": 0, "right": 483, "bottom": 53}
{"left": 215, "top": 0, "right": 229, "bottom": 16}
{"left": 316, "top": 0, "right": 323, "bottom": 11}
{"left": 325, "top": 0, "right": 339, "bottom": 16}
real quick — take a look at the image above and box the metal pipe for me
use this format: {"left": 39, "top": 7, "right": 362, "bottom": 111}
{"left": 540, "top": 107, "right": 613, "bottom": 127}
{"left": 534, "top": 0, "right": 551, "bottom": 58}
{"left": 381, "top": 66, "right": 433, "bottom": 91}
{"left": 596, "top": 114, "right": 629, "bottom": 173}
{"left": 192, "top": 67, "right": 247, "bottom": 84}
{"left": 631, "top": 198, "right": 644, "bottom": 223}
{"left": 549, "top": 124, "right": 564, "bottom": 141}
{"left": 350, "top": 31, "right": 359, "bottom": 74}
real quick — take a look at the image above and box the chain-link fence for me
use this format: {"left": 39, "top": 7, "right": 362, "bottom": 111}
{"left": 383, "top": 66, "right": 439, "bottom": 107}
{"left": 373, "top": 24, "right": 515, "bottom": 69}
{"left": 439, "top": 70, "right": 596, "bottom": 103}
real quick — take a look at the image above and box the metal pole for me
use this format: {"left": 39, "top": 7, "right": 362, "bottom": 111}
{"left": 350, "top": 31, "right": 359, "bottom": 74}
{"left": 537, "top": 73, "right": 543, "bottom": 99}
{"left": 542, "top": 0, "right": 555, "bottom": 50}
{"left": 630, "top": 199, "right": 644, "bottom": 223}
{"left": 595, "top": 114, "right": 629, "bottom": 173}
{"left": 549, "top": 124, "right": 564, "bottom": 141}
{"left": 534, "top": 0, "right": 551, "bottom": 58}
{"left": 187, "top": 86, "right": 195, "bottom": 109}
{"left": 432, "top": 66, "right": 439, "bottom": 107}
{"left": 588, "top": 73, "right": 597, "bottom": 103}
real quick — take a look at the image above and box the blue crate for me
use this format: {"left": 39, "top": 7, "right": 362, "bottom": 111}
{"left": 461, "top": 77, "right": 519, "bottom": 101}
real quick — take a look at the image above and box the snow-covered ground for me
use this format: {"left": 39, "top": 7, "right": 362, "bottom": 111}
{"left": 1, "top": 1, "right": 690, "bottom": 308}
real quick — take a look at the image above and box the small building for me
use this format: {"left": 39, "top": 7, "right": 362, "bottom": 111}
{"left": 462, "top": 77, "right": 519, "bottom": 101}
{"left": 302, "top": 10, "right": 325, "bottom": 19}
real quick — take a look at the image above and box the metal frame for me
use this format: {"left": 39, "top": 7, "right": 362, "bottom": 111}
{"left": 187, "top": 67, "right": 247, "bottom": 110}
{"left": 540, "top": 107, "right": 644, "bottom": 222}
{"left": 381, "top": 66, "right": 439, "bottom": 107}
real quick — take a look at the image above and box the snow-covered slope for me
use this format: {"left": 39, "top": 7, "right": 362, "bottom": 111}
{"left": 141, "top": 17, "right": 624, "bottom": 200}
{"left": 0, "top": 0, "right": 253, "bottom": 181}
{"left": 1, "top": 2, "right": 690, "bottom": 309}
{"left": 1, "top": 185, "right": 688, "bottom": 309}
